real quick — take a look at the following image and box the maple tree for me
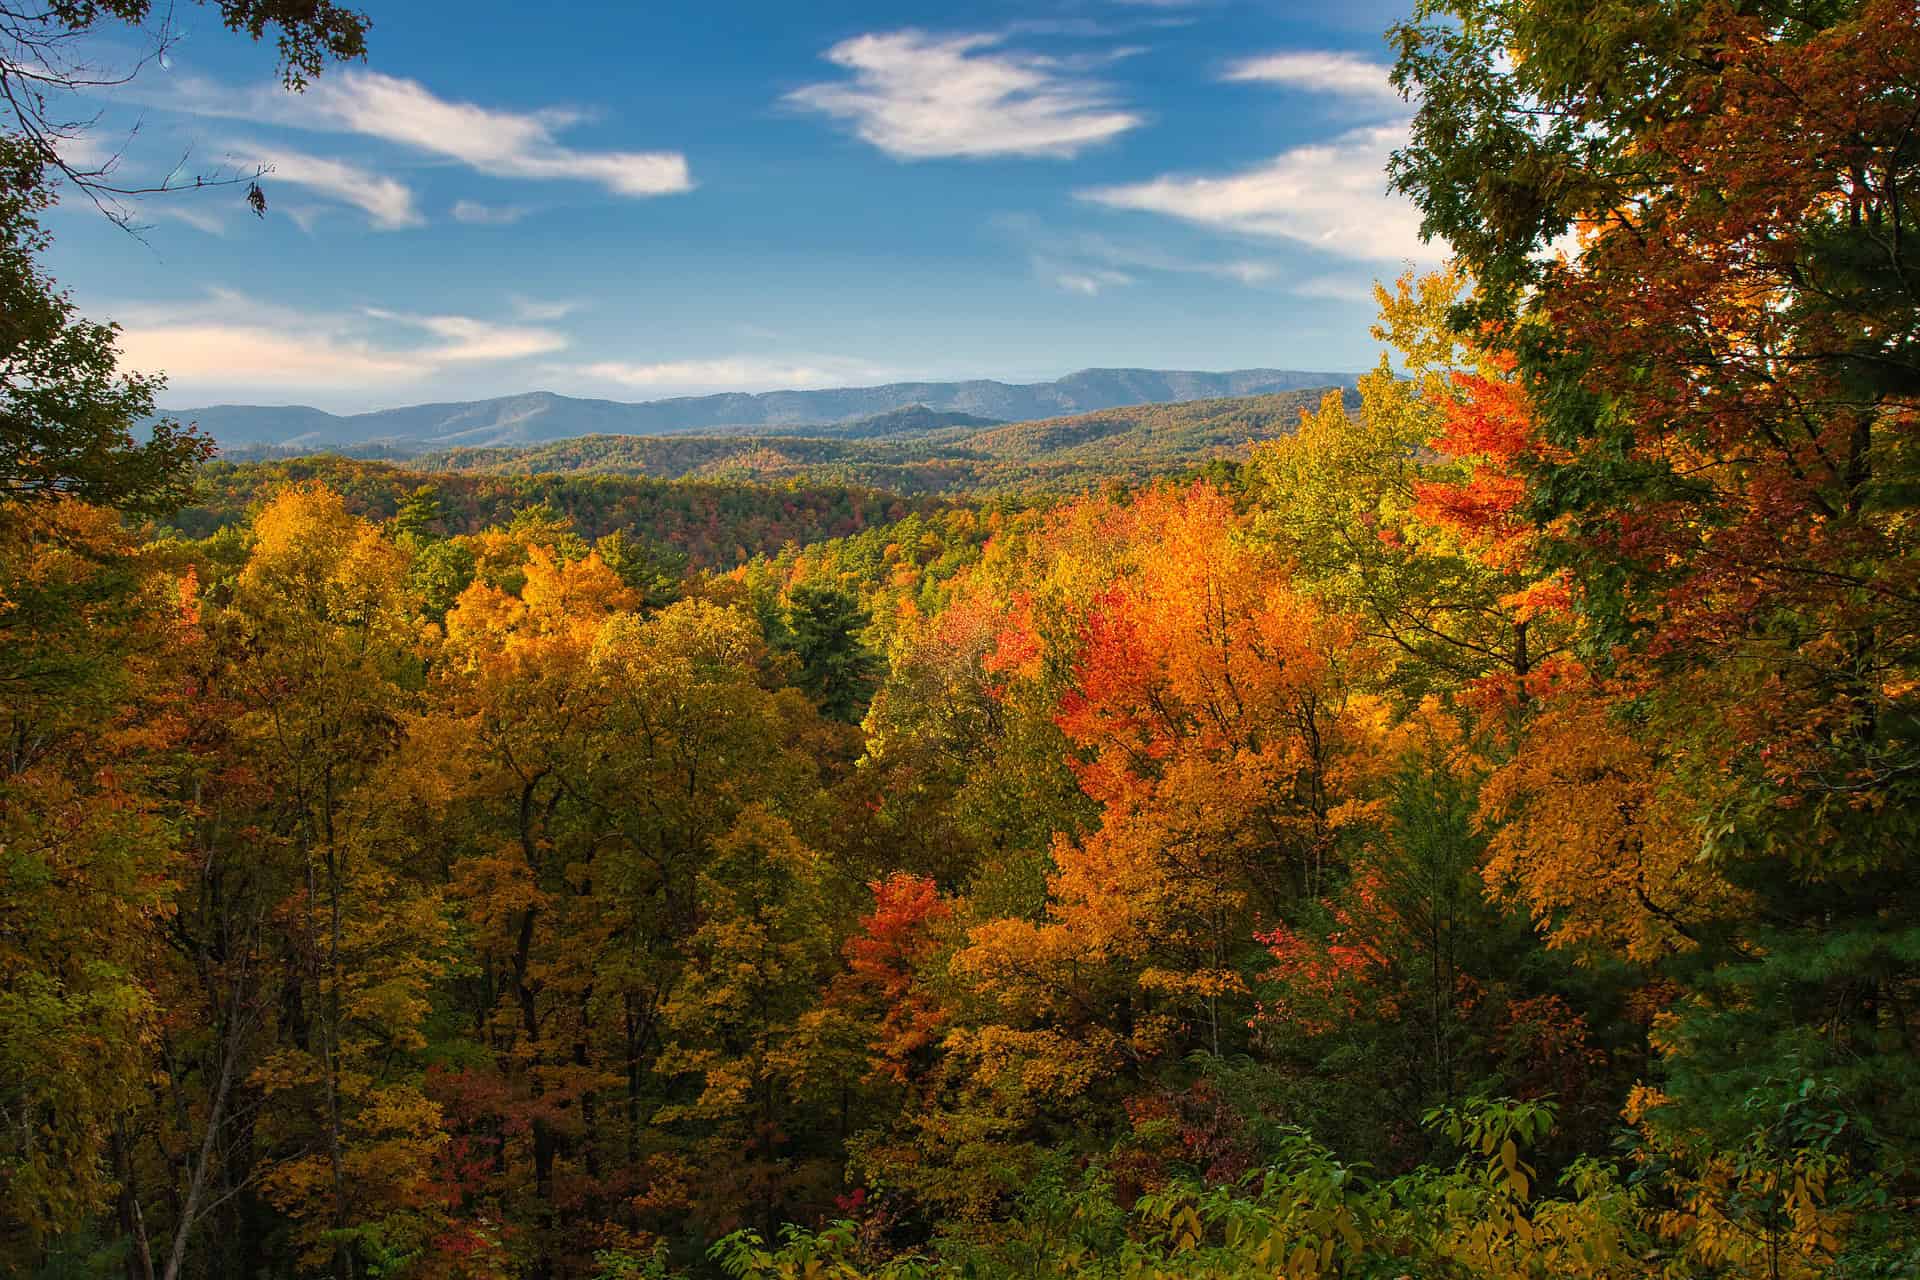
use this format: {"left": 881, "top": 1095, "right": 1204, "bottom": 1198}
{"left": 1252, "top": 268, "right": 1577, "bottom": 705}
{"left": 826, "top": 874, "right": 953, "bottom": 1089}
{"left": 1390, "top": 0, "right": 1920, "bottom": 1260}
{"left": 923, "top": 482, "right": 1393, "bottom": 1217}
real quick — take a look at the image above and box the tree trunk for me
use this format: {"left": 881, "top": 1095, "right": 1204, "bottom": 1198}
{"left": 161, "top": 1002, "right": 244, "bottom": 1280}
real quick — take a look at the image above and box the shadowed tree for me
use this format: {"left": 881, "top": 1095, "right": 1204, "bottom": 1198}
{"left": 0, "top": 0, "right": 371, "bottom": 515}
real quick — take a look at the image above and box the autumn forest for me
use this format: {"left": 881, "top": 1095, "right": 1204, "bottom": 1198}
{"left": 4, "top": 0, "right": 1919, "bottom": 1277}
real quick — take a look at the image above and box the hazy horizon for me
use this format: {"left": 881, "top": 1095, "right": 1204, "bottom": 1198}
{"left": 156, "top": 363, "right": 1366, "bottom": 415}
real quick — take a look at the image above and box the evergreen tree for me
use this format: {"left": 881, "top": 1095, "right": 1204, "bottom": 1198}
{"left": 784, "top": 582, "right": 880, "bottom": 722}
{"left": 595, "top": 527, "right": 688, "bottom": 612}
{"left": 392, "top": 484, "right": 445, "bottom": 542}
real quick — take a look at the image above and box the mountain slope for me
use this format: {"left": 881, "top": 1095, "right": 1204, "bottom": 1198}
{"left": 169, "top": 455, "right": 941, "bottom": 569}
{"left": 807, "top": 404, "right": 1004, "bottom": 439}
{"left": 409, "top": 389, "right": 1350, "bottom": 495}
{"left": 174, "top": 368, "right": 1357, "bottom": 449}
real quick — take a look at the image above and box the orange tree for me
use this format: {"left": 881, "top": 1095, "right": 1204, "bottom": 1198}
{"left": 1392, "top": 0, "right": 1920, "bottom": 1259}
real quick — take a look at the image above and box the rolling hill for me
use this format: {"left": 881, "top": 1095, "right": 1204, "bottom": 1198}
{"left": 407, "top": 389, "right": 1351, "bottom": 495}
{"left": 170, "top": 368, "right": 1358, "bottom": 450}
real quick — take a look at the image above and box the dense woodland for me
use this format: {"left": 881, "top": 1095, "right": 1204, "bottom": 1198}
{"left": 169, "top": 456, "right": 948, "bottom": 571}
{"left": 404, "top": 392, "right": 1345, "bottom": 496}
{"left": 202, "top": 391, "right": 1340, "bottom": 501}
{"left": 4, "top": 0, "right": 1919, "bottom": 1278}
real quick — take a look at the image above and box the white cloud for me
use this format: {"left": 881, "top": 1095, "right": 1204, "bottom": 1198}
{"left": 1219, "top": 260, "right": 1280, "bottom": 284}
{"left": 282, "top": 204, "right": 325, "bottom": 235}
{"left": 123, "top": 323, "right": 425, "bottom": 387}
{"left": 127, "top": 69, "right": 691, "bottom": 199}
{"left": 787, "top": 31, "right": 1143, "bottom": 159}
{"left": 1080, "top": 123, "right": 1439, "bottom": 264}
{"left": 573, "top": 356, "right": 892, "bottom": 393}
{"left": 1222, "top": 51, "right": 1404, "bottom": 109}
{"left": 147, "top": 203, "right": 228, "bottom": 235}
{"left": 451, "top": 199, "right": 529, "bottom": 225}
{"left": 1289, "top": 273, "right": 1377, "bottom": 304}
{"left": 301, "top": 71, "right": 692, "bottom": 196}
{"left": 238, "top": 144, "right": 424, "bottom": 229}
{"left": 49, "top": 131, "right": 118, "bottom": 172}
{"left": 113, "top": 290, "right": 569, "bottom": 392}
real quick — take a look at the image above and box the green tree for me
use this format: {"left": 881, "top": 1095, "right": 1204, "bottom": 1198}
{"left": 392, "top": 484, "right": 446, "bottom": 542}
{"left": 0, "top": 502, "right": 173, "bottom": 1266}
{"left": 654, "top": 807, "right": 841, "bottom": 1237}
{"left": 407, "top": 536, "right": 477, "bottom": 624}
{"left": 596, "top": 527, "right": 688, "bottom": 612}
{"left": 0, "top": 139, "right": 211, "bottom": 514}
{"left": 785, "top": 583, "right": 879, "bottom": 722}
{"left": 1, "top": 0, "right": 372, "bottom": 514}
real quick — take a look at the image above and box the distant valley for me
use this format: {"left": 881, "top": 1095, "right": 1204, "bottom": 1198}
{"left": 169, "top": 367, "right": 1359, "bottom": 451}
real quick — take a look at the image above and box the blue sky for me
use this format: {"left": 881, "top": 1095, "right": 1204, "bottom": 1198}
{"left": 44, "top": 0, "right": 1438, "bottom": 412}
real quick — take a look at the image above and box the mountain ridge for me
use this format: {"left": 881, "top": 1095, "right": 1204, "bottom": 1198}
{"left": 399, "top": 390, "right": 1348, "bottom": 495}
{"left": 169, "top": 367, "right": 1359, "bottom": 450}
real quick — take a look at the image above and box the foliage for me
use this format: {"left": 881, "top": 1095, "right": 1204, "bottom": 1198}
{"left": 10, "top": 1, "right": 1920, "bottom": 1274}
{"left": 0, "top": 137, "right": 212, "bottom": 514}
{"left": 170, "top": 455, "right": 940, "bottom": 570}
{"left": 401, "top": 391, "right": 1344, "bottom": 496}
{"left": 784, "top": 584, "right": 881, "bottom": 722}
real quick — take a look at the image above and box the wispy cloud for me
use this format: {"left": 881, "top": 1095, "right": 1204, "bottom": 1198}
{"left": 1221, "top": 50, "right": 1404, "bottom": 110}
{"left": 303, "top": 71, "right": 692, "bottom": 196}
{"left": 114, "top": 290, "right": 569, "bottom": 393}
{"left": 49, "top": 131, "right": 118, "bottom": 171}
{"left": 1080, "top": 123, "right": 1438, "bottom": 264}
{"left": 572, "top": 355, "right": 893, "bottom": 393}
{"left": 510, "top": 296, "right": 582, "bottom": 322}
{"left": 998, "top": 214, "right": 1283, "bottom": 292}
{"left": 135, "top": 69, "right": 691, "bottom": 198}
{"left": 451, "top": 199, "right": 529, "bottom": 225}
{"left": 1289, "top": 273, "right": 1378, "bottom": 304}
{"left": 1051, "top": 267, "right": 1135, "bottom": 295}
{"left": 362, "top": 309, "right": 569, "bottom": 362}
{"left": 146, "top": 202, "right": 229, "bottom": 235}
{"left": 234, "top": 145, "right": 424, "bottom": 229}
{"left": 787, "top": 31, "right": 1143, "bottom": 159}
{"left": 281, "top": 204, "right": 326, "bottom": 235}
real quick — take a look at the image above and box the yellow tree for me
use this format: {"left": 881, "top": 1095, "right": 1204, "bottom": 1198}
{"left": 431, "top": 543, "right": 634, "bottom": 1274}
{"left": 0, "top": 499, "right": 180, "bottom": 1263}
{"left": 1253, "top": 269, "right": 1577, "bottom": 702}
{"left": 433, "top": 548, "right": 841, "bottom": 1269}
{"left": 654, "top": 807, "right": 840, "bottom": 1236}
{"left": 193, "top": 483, "right": 447, "bottom": 1277}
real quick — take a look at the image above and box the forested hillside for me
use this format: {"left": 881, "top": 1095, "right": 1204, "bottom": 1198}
{"left": 170, "top": 371, "right": 1356, "bottom": 450}
{"left": 408, "top": 390, "right": 1340, "bottom": 495}
{"left": 4, "top": 0, "right": 1918, "bottom": 1278}
{"left": 169, "top": 455, "right": 944, "bottom": 569}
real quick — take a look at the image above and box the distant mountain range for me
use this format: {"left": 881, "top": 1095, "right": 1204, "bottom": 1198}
{"left": 168, "top": 368, "right": 1360, "bottom": 451}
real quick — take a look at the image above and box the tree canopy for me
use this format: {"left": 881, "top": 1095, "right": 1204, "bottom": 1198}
{"left": 4, "top": 0, "right": 1919, "bottom": 1276}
